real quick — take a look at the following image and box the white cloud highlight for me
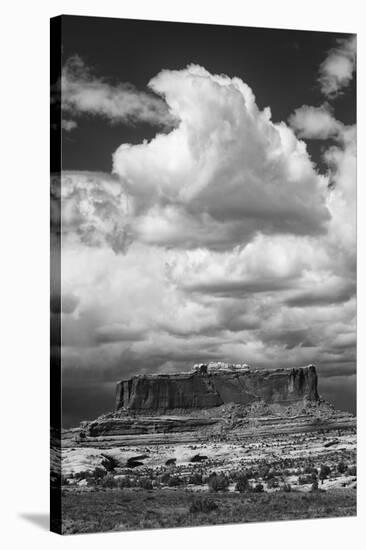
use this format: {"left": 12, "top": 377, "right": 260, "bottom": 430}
{"left": 318, "top": 36, "right": 356, "bottom": 97}
{"left": 289, "top": 104, "right": 343, "bottom": 140}
{"left": 113, "top": 65, "right": 330, "bottom": 249}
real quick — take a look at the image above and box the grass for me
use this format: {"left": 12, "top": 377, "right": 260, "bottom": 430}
{"left": 61, "top": 486, "right": 356, "bottom": 534}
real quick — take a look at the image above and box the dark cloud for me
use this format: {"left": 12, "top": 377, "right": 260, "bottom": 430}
{"left": 285, "top": 281, "right": 355, "bottom": 307}
{"left": 184, "top": 277, "right": 295, "bottom": 297}
{"left": 316, "top": 360, "right": 356, "bottom": 378}
{"left": 318, "top": 374, "right": 356, "bottom": 414}
{"left": 94, "top": 324, "right": 145, "bottom": 343}
{"left": 260, "top": 329, "right": 316, "bottom": 349}
{"left": 62, "top": 381, "right": 115, "bottom": 428}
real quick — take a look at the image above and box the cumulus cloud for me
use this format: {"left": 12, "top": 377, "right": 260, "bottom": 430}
{"left": 112, "top": 65, "right": 330, "bottom": 250}
{"left": 289, "top": 104, "right": 343, "bottom": 140}
{"left": 318, "top": 35, "right": 356, "bottom": 97}
{"left": 61, "top": 55, "right": 177, "bottom": 128}
{"left": 323, "top": 124, "right": 356, "bottom": 252}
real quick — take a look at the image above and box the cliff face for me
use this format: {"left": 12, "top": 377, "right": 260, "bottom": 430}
{"left": 115, "top": 366, "right": 319, "bottom": 412}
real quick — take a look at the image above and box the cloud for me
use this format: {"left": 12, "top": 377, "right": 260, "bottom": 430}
{"left": 50, "top": 292, "right": 80, "bottom": 314}
{"left": 113, "top": 65, "right": 330, "bottom": 250}
{"left": 318, "top": 374, "right": 356, "bottom": 414}
{"left": 61, "top": 55, "right": 177, "bottom": 128}
{"left": 57, "top": 171, "right": 132, "bottom": 254}
{"left": 323, "top": 124, "right": 356, "bottom": 252}
{"left": 318, "top": 36, "right": 356, "bottom": 97}
{"left": 184, "top": 277, "right": 294, "bottom": 297}
{"left": 94, "top": 323, "right": 145, "bottom": 343}
{"left": 285, "top": 278, "right": 355, "bottom": 307}
{"left": 61, "top": 293, "right": 80, "bottom": 314}
{"left": 261, "top": 328, "right": 315, "bottom": 349}
{"left": 62, "top": 119, "right": 77, "bottom": 131}
{"left": 289, "top": 104, "right": 343, "bottom": 139}
{"left": 166, "top": 232, "right": 329, "bottom": 297}
{"left": 59, "top": 65, "right": 356, "bottom": 424}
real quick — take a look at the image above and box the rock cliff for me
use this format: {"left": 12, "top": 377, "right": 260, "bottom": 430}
{"left": 115, "top": 365, "right": 319, "bottom": 412}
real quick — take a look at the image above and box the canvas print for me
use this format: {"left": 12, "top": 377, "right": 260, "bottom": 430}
{"left": 50, "top": 15, "right": 357, "bottom": 535}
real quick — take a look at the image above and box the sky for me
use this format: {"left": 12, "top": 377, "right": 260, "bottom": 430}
{"left": 53, "top": 16, "right": 356, "bottom": 427}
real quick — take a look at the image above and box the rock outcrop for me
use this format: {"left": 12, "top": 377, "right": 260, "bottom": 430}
{"left": 115, "top": 365, "right": 319, "bottom": 412}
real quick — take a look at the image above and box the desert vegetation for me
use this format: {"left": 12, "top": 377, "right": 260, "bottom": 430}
{"left": 62, "top": 437, "right": 357, "bottom": 496}
{"left": 60, "top": 486, "right": 356, "bottom": 534}
{"left": 60, "top": 418, "right": 356, "bottom": 533}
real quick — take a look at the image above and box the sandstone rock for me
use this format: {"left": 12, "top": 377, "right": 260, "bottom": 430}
{"left": 126, "top": 455, "right": 148, "bottom": 468}
{"left": 87, "top": 417, "right": 218, "bottom": 437}
{"left": 193, "top": 362, "right": 250, "bottom": 373}
{"left": 190, "top": 454, "right": 208, "bottom": 462}
{"left": 115, "top": 365, "right": 319, "bottom": 412}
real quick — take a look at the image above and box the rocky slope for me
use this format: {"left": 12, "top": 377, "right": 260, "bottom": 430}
{"left": 63, "top": 398, "right": 355, "bottom": 447}
{"left": 61, "top": 364, "right": 355, "bottom": 449}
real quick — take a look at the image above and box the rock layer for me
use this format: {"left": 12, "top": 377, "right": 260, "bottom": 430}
{"left": 115, "top": 365, "right": 319, "bottom": 412}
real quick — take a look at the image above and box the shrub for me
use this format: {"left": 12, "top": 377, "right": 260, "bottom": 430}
{"left": 167, "top": 475, "right": 183, "bottom": 487}
{"left": 303, "top": 464, "right": 317, "bottom": 475}
{"left": 259, "top": 465, "right": 270, "bottom": 479}
{"left": 283, "top": 483, "right": 292, "bottom": 492}
{"left": 319, "top": 464, "right": 331, "bottom": 482}
{"left": 188, "top": 472, "right": 203, "bottom": 485}
{"left": 139, "top": 477, "right": 153, "bottom": 490}
{"left": 298, "top": 475, "right": 314, "bottom": 485}
{"left": 337, "top": 461, "right": 347, "bottom": 474}
{"left": 311, "top": 479, "right": 319, "bottom": 491}
{"left": 189, "top": 497, "right": 218, "bottom": 514}
{"left": 160, "top": 472, "right": 172, "bottom": 484}
{"left": 116, "top": 476, "right": 132, "bottom": 488}
{"left": 208, "top": 473, "right": 229, "bottom": 492}
{"left": 253, "top": 483, "right": 264, "bottom": 493}
{"left": 267, "top": 477, "right": 279, "bottom": 489}
{"left": 347, "top": 465, "right": 357, "bottom": 476}
{"left": 93, "top": 466, "right": 107, "bottom": 480}
{"left": 121, "top": 475, "right": 138, "bottom": 488}
{"left": 235, "top": 473, "right": 249, "bottom": 493}
{"left": 100, "top": 474, "right": 118, "bottom": 488}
